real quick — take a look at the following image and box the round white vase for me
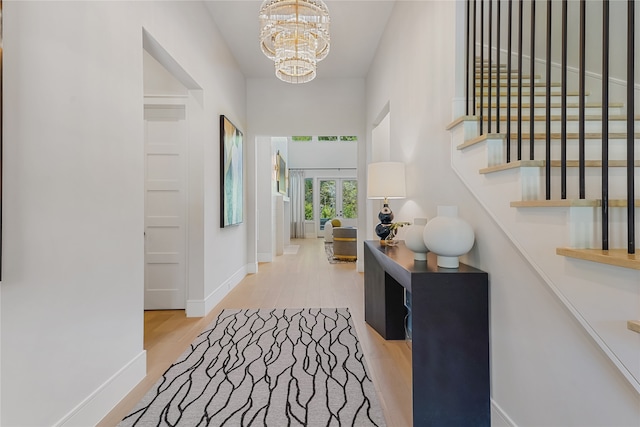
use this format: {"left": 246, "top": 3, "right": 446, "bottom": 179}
{"left": 423, "top": 206, "right": 475, "bottom": 268}
{"left": 404, "top": 218, "right": 429, "bottom": 261}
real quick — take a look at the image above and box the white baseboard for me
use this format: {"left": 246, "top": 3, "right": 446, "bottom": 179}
{"left": 54, "top": 350, "right": 146, "bottom": 427}
{"left": 491, "top": 399, "right": 518, "bottom": 427}
{"left": 186, "top": 265, "right": 248, "bottom": 317}
{"left": 257, "top": 252, "right": 273, "bottom": 263}
{"left": 246, "top": 261, "right": 258, "bottom": 274}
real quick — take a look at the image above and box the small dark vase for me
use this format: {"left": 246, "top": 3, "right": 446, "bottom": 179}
{"left": 375, "top": 203, "right": 394, "bottom": 241}
{"left": 375, "top": 223, "right": 392, "bottom": 240}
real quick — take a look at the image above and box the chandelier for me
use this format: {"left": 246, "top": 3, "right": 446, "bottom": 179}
{"left": 259, "top": 0, "right": 330, "bottom": 84}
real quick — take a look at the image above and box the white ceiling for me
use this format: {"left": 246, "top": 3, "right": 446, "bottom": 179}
{"left": 204, "top": 0, "right": 396, "bottom": 80}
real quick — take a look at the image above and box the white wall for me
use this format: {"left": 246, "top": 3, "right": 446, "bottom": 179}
{"left": 247, "top": 77, "right": 365, "bottom": 262}
{"left": 366, "top": 1, "right": 640, "bottom": 425}
{"left": 288, "top": 139, "right": 358, "bottom": 170}
{"left": 2, "top": 1, "right": 246, "bottom": 425}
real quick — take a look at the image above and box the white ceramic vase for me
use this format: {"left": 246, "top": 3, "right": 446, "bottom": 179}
{"left": 324, "top": 220, "right": 334, "bottom": 243}
{"left": 423, "top": 206, "right": 475, "bottom": 268}
{"left": 404, "top": 218, "right": 429, "bottom": 261}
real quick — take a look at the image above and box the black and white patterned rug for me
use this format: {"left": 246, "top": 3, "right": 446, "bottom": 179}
{"left": 120, "top": 308, "right": 386, "bottom": 426}
{"left": 325, "top": 243, "right": 356, "bottom": 264}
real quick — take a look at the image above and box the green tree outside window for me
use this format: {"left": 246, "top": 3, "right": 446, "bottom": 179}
{"left": 320, "top": 180, "right": 336, "bottom": 220}
{"left": 305, "top": 178, "right": 313, "bottom": 220}
{"left": 342, "top": 180, "right": 358, "bottom": 218}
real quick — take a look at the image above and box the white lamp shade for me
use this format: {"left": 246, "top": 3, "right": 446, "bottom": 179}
{"left": 367, "top": 162, "right": 407, "bottom": 199}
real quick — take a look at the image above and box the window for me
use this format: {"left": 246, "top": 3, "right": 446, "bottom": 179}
{"left": 290, "top": 135, "right": 357, "bottom": 142}
{"left": 292, "top": 136, "right": 313, "bottom": 142}
{"left": 319, "top": 180, "right": 337, "bottom": 229}
{"left": 341, "top": 180, "right": 358, "bottom": 218}
{"left": 305, "top": 178, "right": 313, "bottom": 220}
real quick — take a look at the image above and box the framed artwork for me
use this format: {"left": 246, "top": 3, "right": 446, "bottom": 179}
{"left": 220, "top": 115, "right": 243, "bottom": 227}
{"left": 276, "top": 151, "right": 287, "bottom": 195}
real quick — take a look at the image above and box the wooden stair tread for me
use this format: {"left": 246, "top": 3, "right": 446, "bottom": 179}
{"left": 628, "top": 321, "right": 640, "bottom": 334}
{"left": 475, "top": 82, "right": 561, "bottom": 88}
{"left": 482, "top": 114, "right": 639, "bottom": 122}
{"left": 477, "top": 73, "right": 539, "bottom": 78}
{"left": 456, "top": 133, "right": 505, "bottom": 150}
{"left": 476, "top": 87, "right": 570, "bottom": 92}
{"left": 511, "top": 199, "right": 640, "bottom": 208}
{"left": 480, "top": 160, "right": 544, "bottom": 172}
{"left": 552, "top": 160, "right": 640, "bottom": 167}
{"left": 556, "top": 248, "right": 640, "bottom": 270}
{"left": 446, "top": 115, "right": 478, "bottom": 130}
{"left": 480, "top": 160, "right": 640, "bottom": 174}
{"left": 507, "top": 132, "right": 640, "bottom": 140}
{"left": 479, "top": 102, "right": 623, "bottom": 109}
{"left": 476, "top": 90, "right": 587, "bottom": 97}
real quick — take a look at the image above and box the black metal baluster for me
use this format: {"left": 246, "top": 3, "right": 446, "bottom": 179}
{"left": 488, "top": 0, "right": 493, "bottom": 133}
{"left": 467, "top": 0, "right": 471, "bottom": 116}
{"left": 561, "top": 0, "right": 568, "bottom": 199}
{"left": 546, "top": 0, "right": 552, "bottom": 200}
{"left": 627, "top": 0, "right": 635, "bottom": 254}
{"left": 481, "top": 0, "right": 485, "bottom": 134}
{"left": 473, "top": 0, "right": 477, "bottom": 116}
{"left": 530, "top": 0, "right": 536, "bottom": 160}
{"left": 507, "top": 0, "right": 513, "bottom": 161}
{"left": 518, "top": 0, "right": 523, "bottom": 160}
{"left": 579, "top": 0, "right": 586, "bottom": 199}
{"left": 497, "top": 0, "right": 502, "bottom": 133}
{"left": 602, "top": 0, "right": 610, "bottom": 250}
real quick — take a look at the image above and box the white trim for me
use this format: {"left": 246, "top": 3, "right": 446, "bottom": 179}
{"left": 54, "top": 351, "right": 146, "bottom": 427}
{"left": 246, "top": 262, "right": 258, "bottom": 275}
{"left": 491, "top": 399, "right": 518, "bottom": 427}
{"left": 257, "top": 252, "right": 273, "bottom": 263}
{"left": 186, "top": 265, "right": 247, "bottom": 317}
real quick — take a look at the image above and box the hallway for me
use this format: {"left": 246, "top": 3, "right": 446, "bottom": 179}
{"left": 99, "top": 238, "right": 412, "bottom": 426}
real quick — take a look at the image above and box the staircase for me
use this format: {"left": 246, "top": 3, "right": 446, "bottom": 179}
{"left": 447, "top": 55, "right": 640, "bottom": 393}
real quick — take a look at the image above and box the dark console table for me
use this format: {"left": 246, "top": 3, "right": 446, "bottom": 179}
{"left": 364, "top": 240, "right": 490, "bottom": 426}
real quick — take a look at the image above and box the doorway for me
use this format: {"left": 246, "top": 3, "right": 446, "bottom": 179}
{"left": 142, "top": 30, "right": 199, "bottom": 312}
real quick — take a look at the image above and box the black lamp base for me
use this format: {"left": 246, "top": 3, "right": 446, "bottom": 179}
{"left": 375, "top": 202, "right": 394, "bottom": 241}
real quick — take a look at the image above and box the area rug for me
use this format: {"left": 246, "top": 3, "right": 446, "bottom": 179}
{"left": 324, "top": 242, "right": 356, "bottom": 264}
{"left": 120, "top": 308, "right": 386, "bottom": 427}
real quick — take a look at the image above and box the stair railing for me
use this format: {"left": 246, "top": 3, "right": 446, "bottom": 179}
{"left": 465, "top": 0, "right": 636, "bottom": 255}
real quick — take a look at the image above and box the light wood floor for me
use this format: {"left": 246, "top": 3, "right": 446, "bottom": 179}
{"left": 98, "top": 238, "right": 412, "bottom": 426}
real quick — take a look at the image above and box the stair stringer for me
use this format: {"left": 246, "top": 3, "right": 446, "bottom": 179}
{"left": 449, "top": 120, "right": 640, "bottom": 394}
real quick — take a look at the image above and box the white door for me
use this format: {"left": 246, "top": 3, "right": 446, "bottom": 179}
{"left": 144, "top": 102, "right": 187, "bottom": 310}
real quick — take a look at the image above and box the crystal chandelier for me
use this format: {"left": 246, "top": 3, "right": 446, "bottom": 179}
{"left": 259, "top": 0, "right": 330, "bottom": 84}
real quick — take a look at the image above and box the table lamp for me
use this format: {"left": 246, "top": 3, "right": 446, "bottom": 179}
{"left": 367, "top": 162, "right": 406, "bottom": 242}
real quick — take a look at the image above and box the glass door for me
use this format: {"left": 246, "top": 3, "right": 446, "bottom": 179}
{"left": 319, "top": 179, "right": 337, "bottom": 231}
{"left": 318, "top": 178, "right": 358, "bottom": 233}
